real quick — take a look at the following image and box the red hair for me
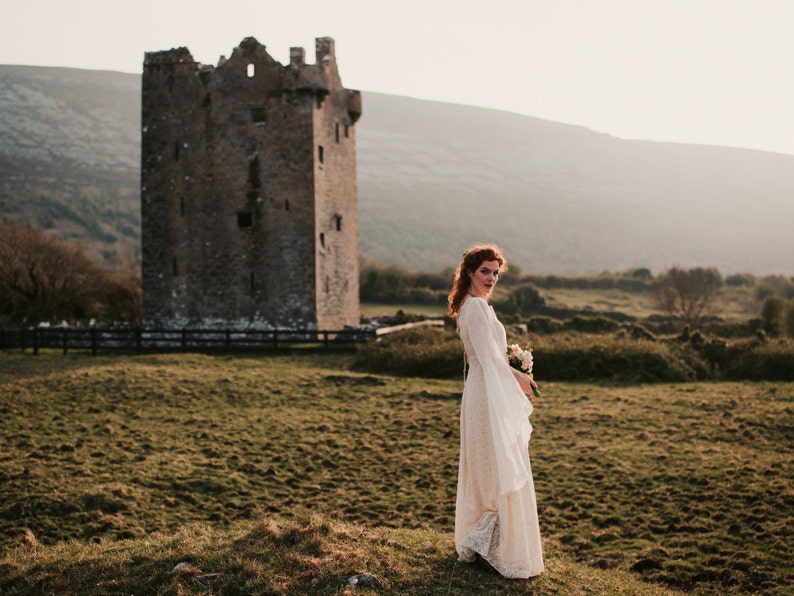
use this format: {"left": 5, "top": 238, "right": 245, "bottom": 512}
{"left": 447, "top": 243, "right": 507, "bottom": 318}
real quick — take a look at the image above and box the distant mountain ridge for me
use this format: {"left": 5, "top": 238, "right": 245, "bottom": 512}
{"left": 2, "top": 65, "right": 794, "bottom": 275}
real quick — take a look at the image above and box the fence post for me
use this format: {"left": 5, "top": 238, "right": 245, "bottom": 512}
{"left": 225, "top": 329, "right": 231, "bottom": 351}
{"left": 323, "top": 330, "right": 330, "bottom": 349}
{"left": 181, "top": 329, "right": 187, "bottom": 351}
{"left": 273, "top": 330, "right": 279, "bottom": 350}
{"left": 33, "top": 327, "right": 39, "bottom": 355}
{"left": 62, "top": 328, "right": 68, "bottom": 355}
{"left": 90, "top": 328, "right": 98, "bottom": 356}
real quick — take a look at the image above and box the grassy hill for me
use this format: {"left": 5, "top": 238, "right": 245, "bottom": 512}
{"left": 2, "top": 65, "right": 794, "bottom": 275}
{"left": 1, "top": 351, "right": 792, "bottom": 594}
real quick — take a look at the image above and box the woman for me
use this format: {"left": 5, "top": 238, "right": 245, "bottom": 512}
{"left": 448, "top": 243, "right": 544, "bottom": 578}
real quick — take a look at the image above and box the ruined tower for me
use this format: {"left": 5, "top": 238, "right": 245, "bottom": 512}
{"left": 141, "top": 37, "right": 362, "bottom": 329}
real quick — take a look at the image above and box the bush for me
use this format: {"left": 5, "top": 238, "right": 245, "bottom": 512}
{"left": 758, "top": 275, "right": 794, "bottom": 300}
{"left": 725, "top": 273, "right": 756, "bottom": 287}
{"left": 353, "top": 326, "right": 794, "bottom": 383}
{"left": 354, "top": 328, "right": 710, "bottom": 383}
{"left": 353, "top": 326, "right": 462, "bottom": 378}
{"left": 722, "top": 339, "right": 794, "bottom": 380}
{"left": 760, "top": 296, "right": 787, "bottom": 336}
{"left": 508, "top": 283, "right": 545, "bottom": 316}
{"left": 786, "top": 302, "right": 794, "bottom": 339}
{"left": 563, "top": 315, "right": 619, "bottom": 334}
{"left": 536, "top": 335, "right": 708, "bottom": 382}
{"left": 526, "top": 316, "right": 564, "bottom": 334}
{"left": 631, "top": 325, "right": 657, "bottom": 341}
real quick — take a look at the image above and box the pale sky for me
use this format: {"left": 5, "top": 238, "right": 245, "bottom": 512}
{"left": 4, "top": 0, "right": 793, "bottom": 156}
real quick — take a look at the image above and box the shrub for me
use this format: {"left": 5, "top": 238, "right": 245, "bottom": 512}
{"left": 353, "top": 327, "right": 794, "bottom": 383}
{"left": 755, "top": 285, "right": 777, "bottom": 302}
{"left": 353, "top": 326, "right": 462, "bottom": 378}
{"left": 526, "top": 316, "right": 564, "bottom": 334}
{"left": 631, "top": 325, "right": 657, "bottom": 341}
{"left": 725, "top": 273, "right": 756, "bottom": 287}
{"left": 705, "top": 319, "right": 758, "bottom": 338}
{"left": 563, "top": 315, "right": 620, "bottom": 334}
{"left": 508, "top": 283, "right": 545, "bottom": 316}
{"left": 758, "top": 275, "right": 794, "bottom": 300}
{"left": 760, "top": 296, "right": 787, "bottom": 336}
{"left": 785, "top": 302, "right": 794, "bottom": 339}
{"left": 723, "top": 339, "right": 794, "bottom": 380}
{"left": 536, "top": 335, "right": 708, "bottom": 382}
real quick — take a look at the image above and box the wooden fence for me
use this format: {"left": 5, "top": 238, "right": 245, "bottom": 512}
{"left": 0, "top": 326, "right": 376, "bottom": 356}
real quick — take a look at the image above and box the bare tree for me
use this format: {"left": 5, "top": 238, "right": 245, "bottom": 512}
{"left": 652, "top": 266, "right": 723, "bottom": 329}
{"left": 0, "top": 221, "right": 106, "bottom": 323}
{"left": 101, "top": 266, "right": 143, "bottom": 324}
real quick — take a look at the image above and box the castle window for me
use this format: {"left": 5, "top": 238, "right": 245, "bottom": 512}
{"left": 247, "top": 63, "right": 255, "bottom": 78}
{"left": 335, "top": 215, "right": 342, "bottom": 231}
{"left": 345, "top": 124, "right": 349, "bottom": 137}
{"left": 251, "top": 106, "right": 266, "bottom": 123}
{"left": 248, "top": 155, "right": 261, "bottom": 188}
{"left": 335, "top": 123, "right": 340, "bottom": 143}
{"left": 285, "top": 200, "right": 290, "bottom": 211}
{"left": 174, "top": 142, "right": 180, "bottom": 161}
{"left": 318, "top": 145, "right": 324, "bottom": 164}
{"left": 325, "top": 276, "right": 330, "bottom": 293}
{"left": 320, "top": 232, "right": 325, "bottom": 248}
{"left": 237, "top": 211, "right": 253, "bottom": 228}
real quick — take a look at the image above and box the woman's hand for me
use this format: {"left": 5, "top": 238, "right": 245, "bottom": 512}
{"left": 512, "top": 369, "right": 538, "bottom": 403}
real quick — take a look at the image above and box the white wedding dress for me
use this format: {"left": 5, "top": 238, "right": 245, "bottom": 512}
{"left": 455, "top": 297, "right": 544, "bottom": 578}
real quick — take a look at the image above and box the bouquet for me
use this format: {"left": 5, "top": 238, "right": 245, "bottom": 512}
{"left": 507, "top": 344, "right": 543, "bottom": 400}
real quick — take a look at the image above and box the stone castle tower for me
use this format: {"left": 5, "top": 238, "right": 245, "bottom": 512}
{"left": 141, "top": 37, "right": 361, "bottom": 330}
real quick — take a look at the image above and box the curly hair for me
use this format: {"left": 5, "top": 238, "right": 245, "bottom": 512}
{"left": 447, "top": 243, "right": 507, "bottom": 318}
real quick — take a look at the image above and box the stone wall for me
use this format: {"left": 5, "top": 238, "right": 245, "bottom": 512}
{"left": 141, "top": 37, "right": 361, "bottom": 329}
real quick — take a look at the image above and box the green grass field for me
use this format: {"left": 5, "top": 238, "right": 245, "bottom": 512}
{"left": 541, "top": 285, "right": 759, "bottom": 321}
{"left": 1, "top": 350, "right": 792, "bottom": 594}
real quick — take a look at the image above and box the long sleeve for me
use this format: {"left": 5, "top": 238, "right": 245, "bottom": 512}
{"left": 461, "top": 298, "right": 534, "bottom": 496}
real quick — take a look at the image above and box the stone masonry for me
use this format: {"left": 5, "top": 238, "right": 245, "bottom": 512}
{"left": 141, "top": 37, "right": 362, "bottom": 330}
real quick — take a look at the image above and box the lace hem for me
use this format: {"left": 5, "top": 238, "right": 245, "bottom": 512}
{"left": 458, "top": 511, "right": 498, "bottom": 560}
{"left": 457, "top": 511, "right": 543, "bottom": 579}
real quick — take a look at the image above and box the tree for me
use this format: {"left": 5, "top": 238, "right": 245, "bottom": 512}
{"left": 760, "top": 296, "right": 786, "bottom": 336}
{"left": 509, "top": 283, "right": 545, "bottom": 316}
{"left": 652, "top": 266, "right": 723, "bottom": 329}
{"left": 99, "top": 266, "right": 143, "bottom": 324}
{"left": 0, "top": 221, "right": 119, "bottom": 323}
{"left": 785, "top": 301, "right": 794, "bottom": 339}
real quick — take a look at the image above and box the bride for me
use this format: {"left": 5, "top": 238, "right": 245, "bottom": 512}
{"left": 447, "top": 243, "right": 544, "bottom": 578}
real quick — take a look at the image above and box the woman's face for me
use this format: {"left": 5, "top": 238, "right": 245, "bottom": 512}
{"left": 467, "top": 259, "right": 501, "bottom": 299}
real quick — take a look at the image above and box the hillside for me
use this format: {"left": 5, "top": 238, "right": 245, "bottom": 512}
{"left": 2, "top": 65, "right": 794, "bottom": 274}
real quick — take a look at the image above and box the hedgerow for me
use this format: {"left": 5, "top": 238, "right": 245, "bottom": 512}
{"left": 354, "top": 327, "right": 794, "bottom": 382}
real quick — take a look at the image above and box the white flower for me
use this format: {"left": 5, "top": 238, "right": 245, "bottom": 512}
{"left": 507, "top": 344, "right": 533, "bottom": 374}
{"left": 507, "top": 343, "right": 543, "bottom": 400}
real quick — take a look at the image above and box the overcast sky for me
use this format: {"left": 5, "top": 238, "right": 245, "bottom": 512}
{"left": 4, "top": 0, "right": 793, "bottom": 156}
